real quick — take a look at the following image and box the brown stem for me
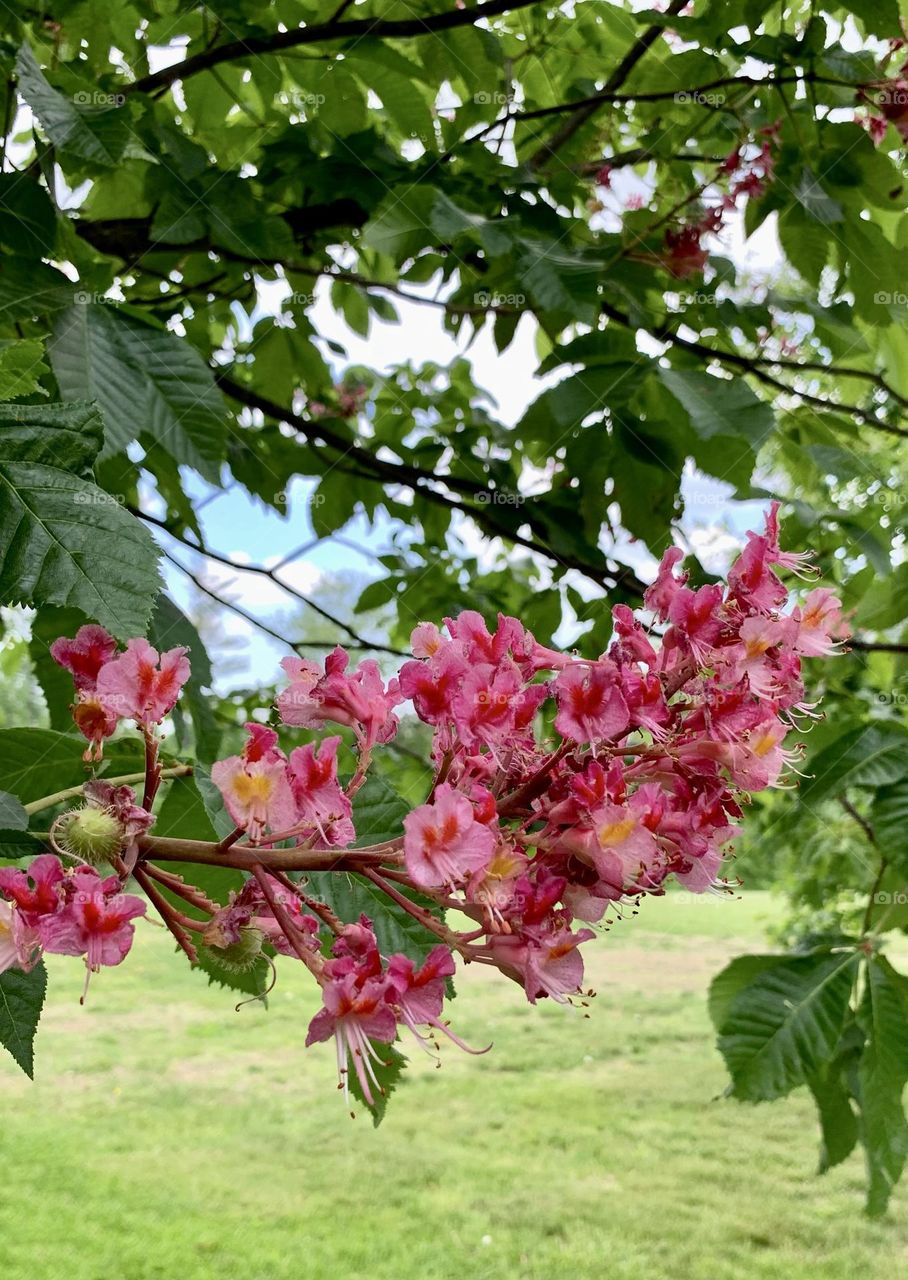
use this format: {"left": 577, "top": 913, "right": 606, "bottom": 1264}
{"left": 134, "top": 866, "right": 199, "bottom": 961}
{"left": 252, "top": 864, "right": 322, "bottom": 974}
{"left": 358, "top": 866, "right": 473, "bottom": 956}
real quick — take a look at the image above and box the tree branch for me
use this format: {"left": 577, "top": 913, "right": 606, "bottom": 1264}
{"left": 218, "top": 374, "right": 647, "bottom": 597}
{"left": 528, "top": 0, "right": 689, "bottom": 168}
{"left": 135, "top": 507, "right": 408, "bottom": 656}
{"left": 124, "top": 0, "right": 548, "bottom": 96}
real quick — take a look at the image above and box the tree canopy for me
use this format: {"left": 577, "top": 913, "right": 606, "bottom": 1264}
{"left": 3, "top": 0, "right": 908, "bottom": 1215}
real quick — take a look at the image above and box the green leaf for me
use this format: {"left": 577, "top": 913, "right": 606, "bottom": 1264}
{"left": 0, "top": 259, "right": 76, "bottom": 323}
{"left": 0, "top": 962, "right": 47, "bottom": 1078}
{"left": 794, "top": 168, "right": 844, "bottom": 225}
{"left": 716, "top": 949, "right": 860, "bottom": 1102}
{"left": 350, "top": 774, "right": 410, "bottom": 845}
{"left": 658, "top": 369, "right": 775, "bottom": 488}
{"left": 0, "top": 790, "right": 27, "bottom": 830}
{"left": 0, "top": 173, "right": 57, "bottom": 256}
{"left": 871, "top": 781, "right": 908, "bottom": 871}
{"left": 0, "top": 728, "right": 144, "bottom": 804}
{"left": 801, "top": 723, "right": 908, "bottom": 805}
{"left": 0, "top": 339, "right": 49, "bottom": 400}
{"left": 154, "top": 774, "right": 244, "bottom": 908}
{"left": 16, "top": 44, "right": 130, "bottom": 168}
{"left": 193, "top": 763, "right": 238, "bottom": 841}
{"left": 194, "top": 945, "right": 271, "bottom": 1001}
{"left": 0, "top": 401, "right": 162, "bottom": 639}
{"left": 48, "top": 305, "right": 227, "bottom": 479}
{"left": 857, "top": 956, "right": 908, "bottom": 1215}
{"left": 347, "top": 1040, "right": 407, "bottom": 1126}
{"left": 708, "top": 953, "right": 788, "bottom": 1031}
{"left": 807, "top": 1066, "right": 859, "bottom": 1174}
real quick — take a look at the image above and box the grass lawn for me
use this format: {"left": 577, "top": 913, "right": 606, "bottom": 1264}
{"left": 2, "top": 889, "right": 905, "bottom": 1279}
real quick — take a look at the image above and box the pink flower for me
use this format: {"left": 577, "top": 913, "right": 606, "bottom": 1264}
{"left": 552, "top": 659, "right": 629, "bottom": 744}
{"left": 662, "top": 225, "right": 709, "bottom": 278}
{"left": 644, "top": 546, "right": 688, "bottom": 620}
{"left": 667, "top": 583, "right": 725, "bottom": 664}
{"left": 403, "top": 784, "right": 495, "bottom": 888}
{"left": 210, "top": 753, "right": 297, "bottom": 843}
{"left": 50, "top": 625, "right": 117, "bottom": 691}
{"left": 387, "top": 945, "right": 488, "bottom": 1053}
{"left": 0, "top": 854, "right": 65, "bottom": 925}
{"left": 793, "top": 588, "right": 848, "bottom": 657}
{"left": 490, "top": 925, "right": 594, "bottom": 1004}
{"left": 95, "top": 638, "right": 190, "bottom": 725}
{"left": 410, "top": 622, "right": 443, "bottom": 657}
{"left": 71, "top": 694, "right": 120, "bottom": 761}
{"left": 0, "top": 901, "right": 40, "bottom": 974}
{"left": 287, "top": 736, "right": 354, "bottom": 846}
{"left": 593, "top": 803, "right": 663, "bottom": 892}
{"left": 306, "top": 972, "right": 398, "bottom": 1108}
{"left": 451, "top": 662, "right": 523, "bottom": 749}
{"left": 278, "top": 648, "right": 400, "bottom": 749}
{"left": 399, "top": 646, "right": 468, "bottom": 725}
{"left": 38, "top": 869, "right": 145, "bottom": 968}
{"left": 83, "top": 779, "right": 156, "bottom": 846}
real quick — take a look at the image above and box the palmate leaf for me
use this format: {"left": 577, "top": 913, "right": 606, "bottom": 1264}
{"left": 0, "top": 962, "right": 47, "bottom": 1078}
{"left": 48, "top": 304, "right": 227, "bottom": 479}
{"left": 715, "top": 949, "right": 861, "bottom": 1102}
{"left": 0, "top": 401, "right": 162, "bottom": 639}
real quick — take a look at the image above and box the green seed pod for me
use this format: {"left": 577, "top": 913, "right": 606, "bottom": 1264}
{"left": 56, "top": 806, "right": 124, "bottom": 864}
{"left": 200, "top": 927, "right": 265, "bottom": 974}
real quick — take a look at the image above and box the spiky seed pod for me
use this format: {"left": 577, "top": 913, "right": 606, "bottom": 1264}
{"left": 199, "top": 927, "right": 265, "bottom": 974}
{"left": 54, "top": 806, "right": 124, "bottom": 865}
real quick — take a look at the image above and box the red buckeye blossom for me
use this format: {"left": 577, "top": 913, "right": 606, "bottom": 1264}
{"left": 33, "top": 503, "right": 845, "bottom": 1111}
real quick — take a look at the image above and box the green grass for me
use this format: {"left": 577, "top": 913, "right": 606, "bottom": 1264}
{"left": 2, "top": 889, "right": 905, "bottom": 1279}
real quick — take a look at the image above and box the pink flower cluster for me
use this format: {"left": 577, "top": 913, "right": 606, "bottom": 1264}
{"left": 658, "top": 125, "right": 780, "bottom": 278}
{"left": 0, "top": 855, "right": 145, "bottom": 986}
{"left": 6, "top": 504, "right": 843, "bottom": 1108}
{"left": 50, "top": 626, "right": 190, "bottom": 759}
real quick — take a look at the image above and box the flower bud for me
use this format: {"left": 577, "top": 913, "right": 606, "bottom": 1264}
{"left": 55, "top": 806, "right": 124, "bottom": 864}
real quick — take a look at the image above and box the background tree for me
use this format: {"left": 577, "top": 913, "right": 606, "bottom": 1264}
{"left": 2, "top": 0, "right": 908, "bottom": 1212}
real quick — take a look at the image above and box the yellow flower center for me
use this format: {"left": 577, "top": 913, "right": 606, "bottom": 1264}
{"left": 232, "top": 772, "right": 274, "bottom": 806}
{"left": 751, "top": 729, "right": 779, "bottom": 758}
{"left": 598, "top": 815, "right": 637, "bottom": 847}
